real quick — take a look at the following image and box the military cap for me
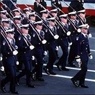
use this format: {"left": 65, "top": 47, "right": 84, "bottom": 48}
{"left": 34, "top": 20, "right": 43, "bottom": 25}
{"left": 12, "top": 8, "right": 20, "bottom": 12}
{"left": 29, "top": 12, "right": 36, "bottom": 17}
{"left": 47, "top": 17, "right": 55, "bottom": 21}
{"left": 23, "top": 7, "right": 31, "bottom": 12}
{"left": 79, "top": 24, "right": 89, "bottom": 29}
{"left": 40, "top": 9, "right": 48, "bottom": 13}
{"left": 13, "top": 16, "right": 22, "bottom": 20}
{"left": 59, "top": 14, "right": 68, "bottom": 18}
{"left": 78, "top": 9, "right": 85, "bottom": 13}
{"left": 68, "top": 11, "right": 76, "bottom": 15}
{"left": 1, "top": 10, "right": 7, "bottom": 14}
{"left": 5, "top": 28, "right": 15, "bottom": 34}
{"left": 20, "top": 24, "right": 29, "bottom": 28}
{"left": 50, "top": 9, "right": 58, "bottom": 13}
{"left": 2, "top": 18, "right": 10, "bottom": 23}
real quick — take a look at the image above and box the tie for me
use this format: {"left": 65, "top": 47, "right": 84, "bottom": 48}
{"left": 11, "top": 39, "right": 15, "bottom": 48}
{"left": 40, "top": 31, "right": 44, "bottom": 39}
{"left": 26, "top": 35, "right": 31, "bottom": 41}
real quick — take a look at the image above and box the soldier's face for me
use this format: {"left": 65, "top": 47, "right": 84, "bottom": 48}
{"left": 15, "top": 19, "right": 21, "bottom": 24}
{"left": 42, "top": 13, "right": 48, "bottom": 18}
{"left": 36, "top": 24, "right": 43, "bottom": 30}
{"left": 79, "top": 13, "right": 85, "bottom": 19}
{"left": 81, "top": 28, "right": 88, "bottom": 34}
{"left": 61, "top": 18, "right": 67, "bottom": 24}
{"left": 1, "top": 13, "right": 7, "bottom": 19}
{"left": 3, "top": 22, "right": 10, "bottom": 28}
{"left": 70, "top": 15, "right": 76, "bottom": 20}
{"left": 49, "top": 21, "right": 55, "bottom": 26}
{"left": 14, "top": 12, "right": 20, "bottom": 16}
{"left": 30, "top": 16, "right": 36, "bottom": 21}
{"left": 21, "top": 28, "right": 29, "bottom": 34}
{"left": 7, "top": 33, "right": 14, "bottom": 39}
{"left": 51, "top": 12, "right": 57, "bottom": 17}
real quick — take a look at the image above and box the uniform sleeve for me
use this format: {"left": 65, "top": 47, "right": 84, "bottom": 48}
{"left": 1, "top": 41, "right": 13, "bottom": 56}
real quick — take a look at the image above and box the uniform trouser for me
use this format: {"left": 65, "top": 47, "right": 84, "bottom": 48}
{"left": 1, "top": 60, "right": 16, "bottom": 92}
{"left": 57, "top": 39, "right": 68, "bottom": 68}
{"left": 68, "top": 34, "right": 79, "bottom": 65}
{"left": 34, "top": 47, "right": 44, "bottom": 78}
{"left": 17, "top": 59, "right": 32, "bottom": 85}
{"left": 46, "top": 41, "right": 58, "bottom": 72}
{"left": 68, "top": 44, "right": 76, "bottom": 65}
{"left": 73, "top": 61, "right": 87, "bottom": 85}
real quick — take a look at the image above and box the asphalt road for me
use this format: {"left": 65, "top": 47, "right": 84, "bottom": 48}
{"left": 0, "top": 27, "right": 95, "bottom": 95}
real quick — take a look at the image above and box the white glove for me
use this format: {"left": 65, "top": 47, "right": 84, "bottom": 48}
{"left": 44, "top": 51, "right": 48, "bottom": 55}
{"left": 30, "top": 45, "right": 35, "bottom": 50}
{"left": 76, "top": 58, "right": 81, "bottom": 63}
{"left": 16, "top": 61, "right": 19, "bottom": 65}
{"left": 0, "top": 66, "right": 4, "bottom": 71}
{"left": 13, "top": 50, "right": 18, "bottom": 55}
{"left": 42, "top": 40, "right": 47, "bottom": 44}
{"left": 89, "top": 55, "right": 93, "bottom": 59}
{"left": 32, "top": 56, "right": 35, "bottom": 60}
{"left": 69, "top": 42, "right": 72, "bottom": 46}
{"left": 0, "top": 56, "right": 3, "bottom": 61}
{"left": 88, "top": 33, "right": 92, "bottom": 38}
{"left": 56, "top": 46, "right": 59, "bottom": 51}
{"left": 54, "top": 35, "right": 59, "bottom": 39}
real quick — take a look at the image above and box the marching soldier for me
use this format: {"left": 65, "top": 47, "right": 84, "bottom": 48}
{"left": 16, "top": 23, "right": 35, "bottom": 88}
{"left": 71, "top": 24, "right": 93, "bottom": 88}
{"left": 56, "top": 14, "right": 70, "bottom": 71}
{"left": 68, "top": 11, "right": 80, "bottom": 67}
{"left": 31, "top": 20, "right": 46, "bottom": 81}
{"left": 44, "top": 17, "right": 59, "bottom": 75}
{"left": 40, "top": 9, "right": 49, "bottom": 22}
{"left": 0, "top": 28, "right": 18, "bottom": 94}
{"left": 77, "top": 9, "right": 92, "bottom": 38}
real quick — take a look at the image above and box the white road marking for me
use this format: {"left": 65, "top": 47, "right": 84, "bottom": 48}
{"left": 43, "top": 64, "right": 95, "bottom": 73}
{"left": 91, "top": 49, "right": 95, "bottom": 52}
{"left": 43, "top": 73, "right": 95, "bottom": 82}
{"left": 55, "top": 65, "right": 95, "bottom": 73}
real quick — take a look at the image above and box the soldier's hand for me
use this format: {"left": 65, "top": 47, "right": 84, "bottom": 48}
{"left": 44, "top": 51, "right": 48, "bottom": 55}
{"left": 89, "top": 55, "right": 93, "bottom": 59}
{"left": 16, "top": 61, "right": 19, "bottom": 65}
{"left": 88, "top": 33, "right": 92, "bottom": 38}
{"left": 13, "top": 50, "right": 18, "bottom": 55}
{"left": 76, "top": 58, "right": 81, "bottom": 63}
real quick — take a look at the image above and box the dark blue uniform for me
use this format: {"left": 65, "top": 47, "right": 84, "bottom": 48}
{"left": 44, "top": 26, "right": 58, "bottom": 74}
{"left": 16, "top": 34, "right": 33, "bottom": 85}
{"left": 31, "top": 29, "right": 45, "bottom": 80}
{"left": 72, "top": 33, "right": 90, "bottom": 87}
{"left": 56, "top": 24, "right": 69, "bottom": 70}
{"left": 68, "top": 19, "right": 80, "bottom": 67}
{"left": 1, "top": 39, "right": 17, "bottom": 93}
